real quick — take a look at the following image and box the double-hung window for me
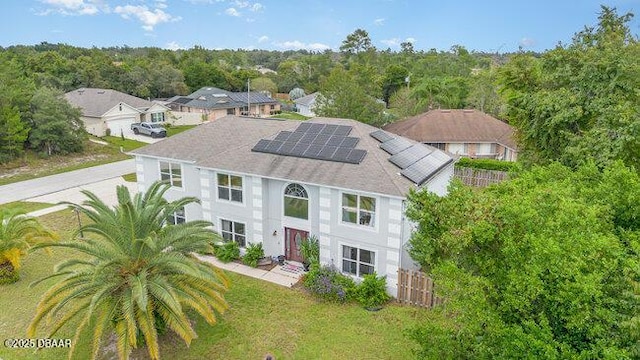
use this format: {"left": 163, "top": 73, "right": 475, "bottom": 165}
{"left": 168, "top": 207, "right": 185, "bottom": 225}
{"left": 341, "top": 193, "right": 375, "bottom": 227}
{"left": 221, "top": 219, "right": 246, "bottom": 247}
{"left": 217, "top": 173, "right": 243, "bottom": 202}
{"left": 342, "top": 245, "right": 375, "bottom": 277}
{"left": 159, "top": 161, "right": 182, "bottom": 187}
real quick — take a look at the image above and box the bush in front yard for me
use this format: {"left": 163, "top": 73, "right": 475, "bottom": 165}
{"left": 354, "top": 273, "right": 390, "bottom": 308}
{"left": 242, "top": 243, "right": 264, "bottom": 267}
{"left": 303, "top": 264, "right": 356, "bottom": 302}
{"left": 216, "top": 242, "right": 240, "bottom": 263}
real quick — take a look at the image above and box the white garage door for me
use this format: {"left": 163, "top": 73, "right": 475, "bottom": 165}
{"left": 107, "top": 118, "right": 135, "bottom": 137}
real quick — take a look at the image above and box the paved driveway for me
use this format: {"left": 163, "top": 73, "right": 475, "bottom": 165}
{"left": 27, "top": 177, "right": 138, "bottom": 208}
{"left": 126, "top": 133, "right": 164, "bottom": 144}
{"left": 0, "top": 159, "right": 135, "bottom": 204}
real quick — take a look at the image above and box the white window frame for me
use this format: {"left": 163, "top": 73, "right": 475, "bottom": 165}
{"left": 168, "top": 207, "right": 186, "bottom": 225}
{"left": 340, "top": 192, "right": 376, "bottom": 228}
{"left": 159, "top": 161, "right": 183, "bottom": 188}
{"left": 216, "top": 172, "right": 244, "bottom": 204}
{"left": 150, "top": 112, "right": 165, "bottom": 123}
{"left": 341, "top": 245, "right": 376, "bottom": 278}
{"left": 283, "top": 183, "right": 309, "bottom": 220}
{"left": 220, "top": 218, "right": 246, "bottom": 248}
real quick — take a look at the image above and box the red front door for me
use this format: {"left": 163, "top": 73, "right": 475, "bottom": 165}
{"left": 285, "top": 227, "right": 307, "bottom": 263}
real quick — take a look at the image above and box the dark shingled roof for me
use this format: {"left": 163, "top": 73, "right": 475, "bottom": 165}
{"left": 130, "top": 116, "right": 454, "bottom": 197}
{"left": 384, "top": 109, "right": 517, "bottom": 150}
{"left": 173, "top": 86, "right": 279, "bottom": 110}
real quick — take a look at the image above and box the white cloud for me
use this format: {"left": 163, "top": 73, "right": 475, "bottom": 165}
{"left": 258, "top": 35, "right": 269, "bottom": 43}
{"left": 38, "top": 0, "right": 105, "bottom": 15}
{"left": 156, "top": 0, "right": 168, "bottom": 9}
{"left": 165, "top": 41, "right": 185, "bottom": 50}
{"left": 381, "top": 38, "right": 400, "bottom": 47}
{"left": 251, "top": 3, "right": 263, "bottom": 12}
{"left": 114, "top": 5, "right": 181, "bottom": 31}
{"left": 234, "top": 0, "right": 249, "bottom": 8}
{"left": 225, "top": 7, "right": 240, "bottom": 16}
{"left": 275, "top": 40, "right": 331, "bottom": 51}
{"left": 519, "top": 37, "right": 536, "bottom": 47}
{"left": 381, "top": 37, "right": 416, "bottom": 48}
{"left": 374, "top": 18, "right": 385, "bottom": 26}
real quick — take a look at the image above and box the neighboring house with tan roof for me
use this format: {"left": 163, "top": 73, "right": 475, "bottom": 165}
{"left": 65, "top": 88, "right": 169, "bottom": 137}
{"left": 130, "top": 115, "right": 455, "bottom": 295}
{"left": 384, "top": 109, "right": 518, "bottom": 161}
{"left": 165, "top": 86, "right": 281, "bottom": 123}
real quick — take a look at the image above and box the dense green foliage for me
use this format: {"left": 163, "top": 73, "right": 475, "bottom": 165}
{"left": 353, "top": 273, "right": 390, "bottom": 308}
{"left": 28, "top": 87, "right": 86, "bottom": 156}
{"left": 406, "top": 162, "right": 640, "bottom": 359}
{"left": 0, "top": 209, "right": 57, "bottom": 282}
{"left": 242, "top": 242, "right": 264, "bottom": 268}
{"left": 498, "top": 6, "right": 640, "bottom": 169}
{"left": 303, "top": 265, "right": 357, "bottom": 303}
{"left": 300, "top": 234, "right": 320, "bottom": 265}
{"left": 455, "top": 157, "right": 520, "bottom": 172}
{"left": 216, "top": 241, "right": 241, "bottom": 263}
{"left": 28, "top": 182, "right": 230, "bottom": 360}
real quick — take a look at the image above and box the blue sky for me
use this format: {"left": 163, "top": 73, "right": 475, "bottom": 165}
{"left": 1, "top": 0, "right": 638, "bottom": 52}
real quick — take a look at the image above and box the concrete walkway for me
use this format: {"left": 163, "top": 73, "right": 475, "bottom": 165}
{"left": 195, "top": 254, "right": 303, "bottom": 288}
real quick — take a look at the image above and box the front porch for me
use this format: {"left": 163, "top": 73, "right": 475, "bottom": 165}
{"left": 195, "top": 254, "right": 304, "bottom": 288}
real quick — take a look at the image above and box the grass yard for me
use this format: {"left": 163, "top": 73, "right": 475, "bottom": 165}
{"left": 102, "top": 136, "right": 149, "bottom": 152}
{"left": 166, "top": 125, "right": 197, "bottom": 137}
{"left": 122, "top": 172, "right": 137, "bottom": 182}
{"left": 271, "top": 111, "right": 310, "bottom": 121}
{"left": 0, "top": 201, "right": 54, "bottom": 213}
{"left": 0, "top": 139, "right": 130, "bottom": 186}
{"left": 0, "top": 210, "right": 424, "bottom": 360}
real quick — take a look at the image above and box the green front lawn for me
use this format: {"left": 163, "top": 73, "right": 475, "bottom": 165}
{"left": 0, "top": 201, "right": 54, "bottom": 213}
{"left": 271, "top": 111, "right": 310, "bottom": 121}
{"left": 0, "top": 210, "right": 425, "bottom": 360}
{"left": 102, "top": 136, "right": 149, "bottom": 151}
{"left": 166, "top": 125, "right": 197, "bottom": 137}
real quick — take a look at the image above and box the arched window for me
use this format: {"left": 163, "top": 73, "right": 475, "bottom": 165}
{"left": 284, "top": 183, "right": 308, "bottom": 220}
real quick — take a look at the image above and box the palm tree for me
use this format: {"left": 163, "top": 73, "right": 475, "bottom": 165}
{"left": 28, "top": 181, "right": 229, "bottom": 360}
{"left": 0, "top": 209, "right": 57, "bottom": 284}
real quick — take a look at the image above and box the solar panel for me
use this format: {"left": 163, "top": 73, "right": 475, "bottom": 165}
{"left": 308, "top": 123, "right": 325, "bottom": 134}
{"left": 279, "top": 141, "right": 297, "bottom": 155}
{"left": 318, "top": 145, "right": 338, "bottom": 159}
{"left": 303, "top": 144, "right": 323, "bottom": 157}
{"left": 332, "top": 147, "right": 351, "bottom": 162}
{"left": 401, "top": 153, "right": 453, "bottom": 185}
{"left": 334, "top": 125, "right": 352, "bottom": 136}
{"left": 266, "top": 140, "right": 284, "bottom": 152}
{"left": 389, "top": 144, "right": 434, "bottom": 169}
{"left": 380, "top": 138, "right": 412, "bottom": 155}
{"left": 340, "top": 137, "right": 359, "bottom": 148}
{"left": 312, "top": 133, "right": 331, "bottom": 145}
{"left": 250, "top": 123, "right": 366, "bottom": 164}
{"left": 297, "top": 122, "right": 312, "bottom": 132}
{"left": 274, "top": 131, "right": 292, "bottom": 142}
{"left": 346, "top": 149, "right": 367, "bottom": 164}
{"left": 252, "top": 139, "right": 270, "bottom": 152}
{"left": 370, "top": 130, "right": 394, "bottom": 143}
{"left": 321, "top": 124, "right": 339, "bottom": 135}
{"left": 327, "top": 135, "right": 345, "bottom": 146}
{"left": 291, "top": 143, "right": 310, "bottom": 156}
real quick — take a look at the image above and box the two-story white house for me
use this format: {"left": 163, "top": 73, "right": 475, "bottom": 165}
{"left": 130, "top": 115, "right": 454, "bottom": 295}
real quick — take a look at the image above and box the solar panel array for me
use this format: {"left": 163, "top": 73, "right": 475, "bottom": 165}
{"left": 251, "top": 123, "right": 367, "bottom": 164}
{"left": 370, "top": 130, "right": 453, "bottom": 185}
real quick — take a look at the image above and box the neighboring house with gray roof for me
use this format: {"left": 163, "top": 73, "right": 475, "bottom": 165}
{"left": 65, "top": 88, "right": 169, "bottom": 137}
{"left": 130, "top": 115, "right": 454, "bottom": 295}
{"left": 384, "top": 109, "right": 518, "bottom": 161}
{"left": 166, "top": 86, "right": 281, "bottom": 122}
{"left": 294, "top": 92, "right": 318, "bottom": 117}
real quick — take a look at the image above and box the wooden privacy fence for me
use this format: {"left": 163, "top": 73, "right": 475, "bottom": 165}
{"left": 454, "top": 167, "right": 509, "bottom": 187}
{"left": 397, "top": 269, "right": 443, "bottom": 308}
